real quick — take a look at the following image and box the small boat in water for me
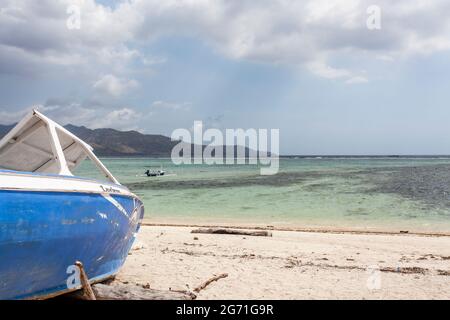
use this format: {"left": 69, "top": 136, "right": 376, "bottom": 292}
{"left": 0, "top": 110, "right": 144, "bottom": 300}
{"left": 145, "top": 169, "right": 165, "bottom": 177}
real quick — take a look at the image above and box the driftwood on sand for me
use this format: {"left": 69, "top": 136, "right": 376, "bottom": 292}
{"left": 65, "top": 282, "right": 196, "bottom": 300}
{"left": 191, "top": 228, "right": 272, "bottom": 237}
{"left": 194, "top": 273, "right": 229, "bottom": 293}
{"left": 93, "top": 283, "right": 195, "bottom": 300}
{"left": 66, "top": 272, "right": 231, "bottom": 300}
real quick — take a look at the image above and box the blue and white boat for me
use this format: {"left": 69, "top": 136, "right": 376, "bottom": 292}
{"left": 0, "top": 110, "right": 144, "bottom": 300}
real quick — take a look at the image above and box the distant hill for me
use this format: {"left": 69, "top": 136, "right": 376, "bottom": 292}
{"left": 64, "top": 124, "right": 179, "bottom": 157}
{"left": 0, "top": 123, "right": 254, "bottom": 158}
{"left": 0, "top": 123, "right": 179, "bottom": 157}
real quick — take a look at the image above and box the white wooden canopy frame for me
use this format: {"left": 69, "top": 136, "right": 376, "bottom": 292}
{"left": 0, "top": 109, "right": 119, "bottom": 184}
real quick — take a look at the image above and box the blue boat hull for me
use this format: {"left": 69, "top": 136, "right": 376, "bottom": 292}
{"left": 0, "top": 190, "right": 144, "bottom": 300}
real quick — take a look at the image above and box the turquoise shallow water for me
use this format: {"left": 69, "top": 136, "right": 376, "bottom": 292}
{"left": 74, "top": 158, "right": 450, "bottom": 232}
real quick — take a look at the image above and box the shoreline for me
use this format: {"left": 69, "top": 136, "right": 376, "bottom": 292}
{"left": 142, "top": 220, "right": 450, "bottom": 237}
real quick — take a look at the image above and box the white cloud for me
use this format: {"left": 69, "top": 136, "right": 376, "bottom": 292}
{"left": 94, "top": 108, "right": 143, "bottom": 130}
{"left": 0, "top": 107, "right": 30, "bottom": 124}
{"left": 0, "top": 103, "right": 96, "bottom": 126}
{"left": 306, "top": 61, "right": 369, "bottom": 84}
{"left": 120, "top": 0, "right": 450, "bottom": 81}
{"left": 0, "top": 102, "right": 145, "bottom": 131}
{"left": 38, "top": 103, "right": 97, "bottom": 126}
{"left": 307, "top": 61, "right": 352, "bottom": 80}
{"left": 0, "top": 0, "right": 153, "bottom": 77}
{"left": 93, "top": 74, "right": 138, "bottom": 97}
{"left": 1, "top": 0, "right": 450, "bottom": 82}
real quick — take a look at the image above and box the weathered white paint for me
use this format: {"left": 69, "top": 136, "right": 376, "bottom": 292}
{"left": 102, "top": 194, "right": 129, "bottom": 218}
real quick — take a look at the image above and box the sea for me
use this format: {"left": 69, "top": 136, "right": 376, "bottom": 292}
{"left": 74, "top": 157, "right": 450, "bottom": 233}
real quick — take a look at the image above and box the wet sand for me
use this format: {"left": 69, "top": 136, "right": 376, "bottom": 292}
{"left": 118, "top": 225, "right": 450, "bottom": 299}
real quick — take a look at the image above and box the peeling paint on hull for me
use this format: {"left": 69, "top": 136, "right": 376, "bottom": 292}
{"left": 0, "top": 190, "right": 144, "bottom": 300}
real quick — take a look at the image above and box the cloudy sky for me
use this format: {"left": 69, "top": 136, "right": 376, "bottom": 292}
{"left": 1, "top": 0, "right": 450, "bottom": 154}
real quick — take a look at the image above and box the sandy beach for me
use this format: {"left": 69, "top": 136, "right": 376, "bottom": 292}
{"left": 117, "top": 225, "right": 450, "bottom": 300}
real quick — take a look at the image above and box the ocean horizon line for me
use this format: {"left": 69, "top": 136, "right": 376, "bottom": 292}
{"left": 97, "top": 154, "right": 450, "bottom": 159}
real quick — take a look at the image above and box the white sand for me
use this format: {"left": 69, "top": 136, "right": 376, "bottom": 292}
{"left": 118, "top": 226, "right": 450, "bottom": 300}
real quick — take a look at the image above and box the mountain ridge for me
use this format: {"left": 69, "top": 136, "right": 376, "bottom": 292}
{"left": 0, "top": 123, "right": 254, "bottom": 158}
{"left": 0, "top": 123, "right": 179, "bottom": 157}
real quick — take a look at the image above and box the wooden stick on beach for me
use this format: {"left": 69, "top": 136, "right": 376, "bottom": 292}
{"left": 64, "top": 282, "right": 196, "bottom": 300}
{"left": 193, "top": 273, "right": 229, "bottom": 293}
{"left": 191, "top": 228, "right": 272, "bottom": 237}
{"left": 75, "top": 261, "right": 96, "bottom": 300}
{"left": 92, "top": 283, "right": 196, "bottom": 300}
